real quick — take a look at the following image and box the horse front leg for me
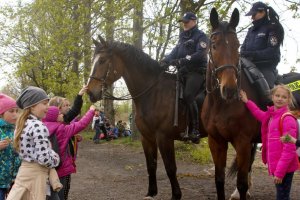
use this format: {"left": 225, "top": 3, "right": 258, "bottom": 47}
{"left": 157, "top": 136, "right": 182, "bottom": 200}
{"left": 235, "top": 142, "right": 252, "bottom": 200}
{"left": 141, "top": 136, "right": 158, "bottom": 198}
{"left": 208, "top": 135, "right": 228, "bottom": 200}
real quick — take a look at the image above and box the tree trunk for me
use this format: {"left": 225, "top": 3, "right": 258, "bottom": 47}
{"left": 82, "top": 0, "right": 93, "bottom": 111}
{"left": 131, "top": 0, "right": 143, "bottom": 140}
{"left": 104, "top": 0, "right": 115, "bottom": 125}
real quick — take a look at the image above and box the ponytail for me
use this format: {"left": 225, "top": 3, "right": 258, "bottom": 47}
{"left": 267, "top": 6, "right": 284, "bottom": 45}
{"left": 14, "top": 109, "right": 31, "bottom": 151}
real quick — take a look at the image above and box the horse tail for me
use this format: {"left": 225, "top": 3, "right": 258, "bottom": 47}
{"left": 227, "top": 143, "right": 257, "bottom": 179}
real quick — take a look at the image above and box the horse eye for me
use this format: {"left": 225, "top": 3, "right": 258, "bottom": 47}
{"left": 212, "top": 44, "right": 216, "bottom": 50}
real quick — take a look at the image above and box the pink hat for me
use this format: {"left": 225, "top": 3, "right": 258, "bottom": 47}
{"left": 44, "top": 106, "right": 60, "bottom": 122}
{"left": 0, "top": 93, "right": 17, "bottom": 115}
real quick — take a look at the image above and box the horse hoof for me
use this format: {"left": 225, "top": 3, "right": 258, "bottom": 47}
{"left": 143, "top": 196, "right": 154, "bottom": 200}
{"left": 229, "top": 188, "right": 251, "bottom": 200}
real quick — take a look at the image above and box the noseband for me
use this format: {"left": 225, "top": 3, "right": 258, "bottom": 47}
{"left": 207, "top": 30, "right": 241, "bottom": 93}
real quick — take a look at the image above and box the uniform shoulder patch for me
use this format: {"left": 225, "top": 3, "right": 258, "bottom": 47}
{"left": 200, "top": 41, "right": 207, "bottom": 48}
{"left": 269, "top": 36, "right": 278, "bottom": 46}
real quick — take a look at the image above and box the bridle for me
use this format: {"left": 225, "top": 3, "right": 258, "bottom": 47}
{"left": 88, "top": 49, "right": 164, "bottom": 100}
{"left": 207, "top": 30, "right": 241, "bottom": 93}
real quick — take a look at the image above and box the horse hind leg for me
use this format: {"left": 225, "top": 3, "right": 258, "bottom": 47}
{"left": 141, "top": 136, "right": 158, "bottom": 198}
{"left": 157, "top": 136, "right": 182, "bottom": 200}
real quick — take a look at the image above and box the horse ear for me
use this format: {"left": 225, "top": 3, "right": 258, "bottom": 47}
{"left": 98, "top": 35, "right": 107, "bottom": 47}
{"left": 210, "top": 8, "right": 219, "bottom": 30}
{"left": 93, "top": 38, "right": 100, "bottom": 46}
{"left": 229, "top": 8, "right": 239, "bottom": 29}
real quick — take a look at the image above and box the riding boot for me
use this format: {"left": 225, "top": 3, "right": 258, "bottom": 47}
{"left": 187, "top": 101, "right": 201, "bottom": 144}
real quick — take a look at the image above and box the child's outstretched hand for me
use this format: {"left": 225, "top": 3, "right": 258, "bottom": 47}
{"left": 90, "top": 105, "right": 96, "bottom": 111}
{"left": 280, "top": 133, "right": 297, "bottom": 144}
{"left": 78, "top": 85, "right": 88, "bottom": 96}
{"left": 240, "top": 90, "right": 248, "bottom": 103}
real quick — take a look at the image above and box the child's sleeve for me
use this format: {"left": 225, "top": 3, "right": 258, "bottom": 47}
{"left": 245, "top": 100, "right": 266, "bottom": 122}
{"left": 63, "top": 95, "right": 83, "bottom": 123}
{"left": 65, "top": 109, "right": 95, "bottom": 139}
{"left": 33, "top": 124, "right": 60, "bottom": 168}
{"left": 275, "top": 116, "right": 298, "bottom": 178}
{"left": 12, "top": 151, "right": 21, "bottom": 179}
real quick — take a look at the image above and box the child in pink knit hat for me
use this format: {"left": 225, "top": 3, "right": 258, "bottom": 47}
{"left": 0, "top": 93, "right": 20, "bottom": 200}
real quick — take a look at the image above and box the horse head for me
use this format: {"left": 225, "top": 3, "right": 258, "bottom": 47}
{"left": 87, "top": 36, "right": 123, "bottom": 102}
{"left": 208, "top": 8, "right": 240, "bottom": 101}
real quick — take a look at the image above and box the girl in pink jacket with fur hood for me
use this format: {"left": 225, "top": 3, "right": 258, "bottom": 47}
{"left": 240, "top": 84, "right": 298, "bottom": 200}
{"left": 43, "top": 105, "right": 95, "bottom": 200}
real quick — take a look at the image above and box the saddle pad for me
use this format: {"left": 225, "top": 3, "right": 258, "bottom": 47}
{"left": 280, "top": 72, "right": 300, "bottom": 108}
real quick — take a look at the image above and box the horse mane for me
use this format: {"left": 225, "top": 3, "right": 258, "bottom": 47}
{"left": 107, "top": 41, "right": 162, "bottom": 74}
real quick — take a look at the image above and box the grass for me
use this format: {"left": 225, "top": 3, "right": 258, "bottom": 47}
{"left": 174, "top": 138, "right": 212, "bottom": 164}
{"left": 81, "top": 130, "right": 212, "bottom": 165}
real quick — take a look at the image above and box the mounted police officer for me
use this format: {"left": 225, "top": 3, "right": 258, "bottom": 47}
{"left": 160, "top": 12, "right": 208, "bottom": 143}
{"left": 241, "top": 2, "right": 284, "bottom": 106}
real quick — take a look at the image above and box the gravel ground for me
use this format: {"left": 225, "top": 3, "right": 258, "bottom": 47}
{"left": 68, "top": 139, "right": 300, "bottom": 200}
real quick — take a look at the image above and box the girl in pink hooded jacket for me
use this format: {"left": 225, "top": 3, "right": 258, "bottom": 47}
{"left": 240, "top": 84, "right": 298, "bottom": 200}
{"left": 43, "top": 105, "right": 95, "bottom": 200}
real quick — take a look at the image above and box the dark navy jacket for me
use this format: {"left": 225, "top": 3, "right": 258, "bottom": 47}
{"left": 165, "top": 26, "right": 208, "bottom": 71}
{"left": 241, "top": 17, "right": 281, "bottom": 68}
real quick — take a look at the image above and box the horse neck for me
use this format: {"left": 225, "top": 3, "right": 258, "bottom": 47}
{"left": 115, "top": 48, "right": 162, "bottom": 98}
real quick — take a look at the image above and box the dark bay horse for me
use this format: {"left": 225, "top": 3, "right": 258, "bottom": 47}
{"left": 86, "top": 36, "right": 207, "bottom": 199}
{"left": 201, "top": 8, "right": 260, "bottom": 200}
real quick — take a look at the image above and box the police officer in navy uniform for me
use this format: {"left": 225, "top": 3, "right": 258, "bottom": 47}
{"left": 160, "top": 12, "right": 208, "bottom": 143}
{"left": 241, "top": 2, "right": 284, "bottom": 91}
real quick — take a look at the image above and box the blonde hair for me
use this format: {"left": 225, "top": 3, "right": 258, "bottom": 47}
{"left": 271, "top": 84, "right": 295, "bottom": 109}
{"left": 49, "top": 96, "right": 66, "bottom": 109}
{"left": 14, "top": 109, "right": 31, "bottom": 151}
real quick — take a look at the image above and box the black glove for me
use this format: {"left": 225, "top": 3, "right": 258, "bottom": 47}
{"left": 159, "top": 60, "right": 169, "bottom": 68}
{"left": 241, "top": 51, "right": 255, "bottom": 60}
{"left": 170, "top": 59, "right": 180, "bottom": 66}
{"left": 170, "top": 58, "right": 188, "bottom": 67}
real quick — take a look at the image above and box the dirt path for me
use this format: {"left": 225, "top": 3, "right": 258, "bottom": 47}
{"left": 68, "top": 140, "right": 300, "bottom": 200}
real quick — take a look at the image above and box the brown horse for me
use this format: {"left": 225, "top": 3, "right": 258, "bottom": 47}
{"left": 201, "top": 8, "right": 260, "bottom": 200}
{"left": 86, "top": 36, "right": 207, "bottom": 199}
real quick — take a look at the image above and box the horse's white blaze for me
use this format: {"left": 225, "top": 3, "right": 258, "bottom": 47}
{"left": 87, "top": 54, "right": 101, "bottom": 84}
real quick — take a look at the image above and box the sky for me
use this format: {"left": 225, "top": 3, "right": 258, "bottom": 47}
{"left": 0, "top": 0, "right": 299, "bottom": 89}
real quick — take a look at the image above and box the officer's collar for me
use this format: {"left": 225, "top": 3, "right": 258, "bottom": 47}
{"left": 181, "top": 25, "right": 198, "bottom": 38}
{"left": 252, "top": 16, "right": 268, "bottom": 30}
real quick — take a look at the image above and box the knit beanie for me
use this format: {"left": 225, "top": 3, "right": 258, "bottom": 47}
{"left": 16, "top": 86, "right": 50, "bottom": 109}
{"left": 0, "top": 93, "right": 17, "bottom": 114}
{"left": 44, "top": 106, "right": 60, "bottom": 122}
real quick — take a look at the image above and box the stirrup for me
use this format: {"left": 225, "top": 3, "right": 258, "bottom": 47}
{"left": 188, "top": 130, "right": 201, "bottom": 144}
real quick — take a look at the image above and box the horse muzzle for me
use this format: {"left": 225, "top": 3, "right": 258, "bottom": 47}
{"left": 87, "top": 90, "right": 103, "bottom": 103}
{"left": 220, "top": 85, "right": 239, "bottom": 101}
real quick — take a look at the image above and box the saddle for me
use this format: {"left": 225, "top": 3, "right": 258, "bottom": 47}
{"left": 241, "top": 58, "right": 270, "bottom": 108}
{"left": 242, "top": 58, "right": 300, "bottom": 109}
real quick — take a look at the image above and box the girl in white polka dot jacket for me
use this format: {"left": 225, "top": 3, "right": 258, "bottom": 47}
{"left": 7, "top": 86, "right": 60, "bottom": 200}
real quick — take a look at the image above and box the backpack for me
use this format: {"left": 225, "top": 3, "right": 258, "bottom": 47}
{"left": 279, "top": 112, "right": 300, "bottom": 157}
{"left": 49, "top": 133, "right": 62, "bottom": 168}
